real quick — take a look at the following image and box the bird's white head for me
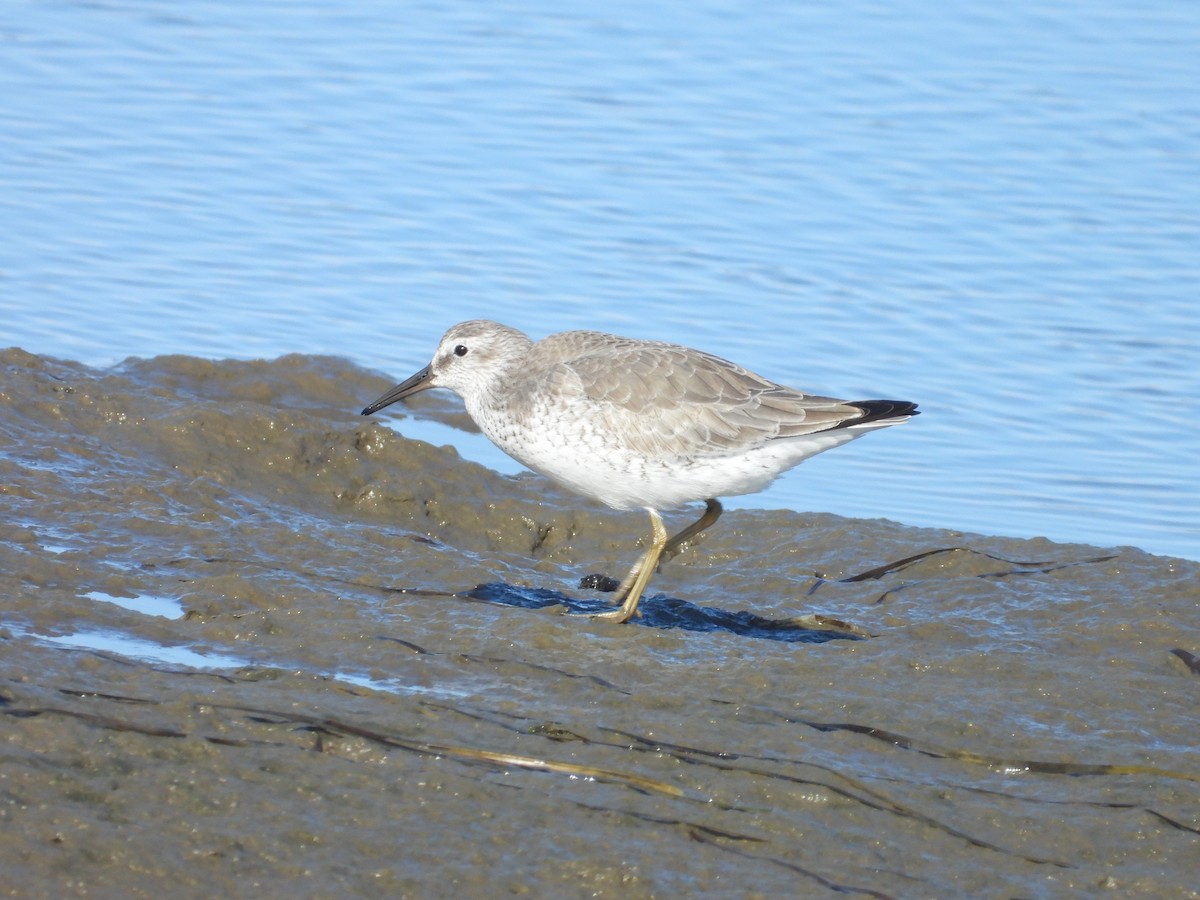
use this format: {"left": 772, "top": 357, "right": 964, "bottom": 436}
{"left": 426, "top": 320, "right": 533, "bottom": 398}
{"left": 361, "top": 320, "right": 533, "bottom": 416}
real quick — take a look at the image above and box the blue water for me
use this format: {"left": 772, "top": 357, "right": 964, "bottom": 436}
{"left": 2, "top": 0, "right": 1197, "bottom": 560}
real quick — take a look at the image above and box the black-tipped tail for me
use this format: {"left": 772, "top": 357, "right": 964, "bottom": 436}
{"left": 848, "top": 400, "right": 920, "bottom": 425}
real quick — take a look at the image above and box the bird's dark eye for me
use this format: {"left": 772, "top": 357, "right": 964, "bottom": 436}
{"left": 454, "top": 344, "right": 468, "bottom": 357}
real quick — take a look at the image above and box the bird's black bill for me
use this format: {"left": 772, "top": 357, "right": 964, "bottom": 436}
{"left": 361, "top": 364, "right": 433, "bottom": 415}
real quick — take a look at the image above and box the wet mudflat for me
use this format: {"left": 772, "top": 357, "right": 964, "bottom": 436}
{"left": 2, "top": 349, "right": 1197, "bottom": 898}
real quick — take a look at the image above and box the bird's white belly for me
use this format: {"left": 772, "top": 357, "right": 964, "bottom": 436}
{"left": 478, "top": 406, "right": 863, "bottom": 511}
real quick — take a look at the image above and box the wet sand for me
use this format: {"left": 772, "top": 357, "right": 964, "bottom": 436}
{"left": 2, "top": 348, "right": 1197, "bottom": 898}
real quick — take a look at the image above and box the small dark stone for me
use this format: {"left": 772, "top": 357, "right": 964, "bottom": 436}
{"left": 579, "top": 573, "right": 621, "bottom": 593}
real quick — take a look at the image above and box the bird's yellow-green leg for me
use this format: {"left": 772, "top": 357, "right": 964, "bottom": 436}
{"left": 661, "top": 498, "right": 722, "bottom": 562}
{"left": 581, "top": 500, "right": 722, "bottom": 623}
{"left": 592, "top": 509, "right": 668, "bottom": 622}
{"left": 611, "top": 499, "right": 723, "bottom": 598}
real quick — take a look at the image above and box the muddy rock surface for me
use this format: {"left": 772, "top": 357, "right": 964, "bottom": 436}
{"left": 2, "top": 349, "right": 1197, "bottom": 898}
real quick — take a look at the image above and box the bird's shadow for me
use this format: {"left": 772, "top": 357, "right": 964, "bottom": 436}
{"left": 466, "top": 582, "right": 865, "bottom": 643}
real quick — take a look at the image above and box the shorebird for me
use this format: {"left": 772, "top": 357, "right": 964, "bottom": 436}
{"left": 363, "top": 320, "right": 917, "bottom": 622}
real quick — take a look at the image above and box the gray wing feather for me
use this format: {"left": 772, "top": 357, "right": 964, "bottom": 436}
{"left": 523, "top": 333, "right": 865, "bottom": 459}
